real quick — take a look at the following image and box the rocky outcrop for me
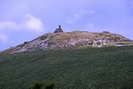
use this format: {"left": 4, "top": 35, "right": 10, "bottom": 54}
{"left": 2, "top": 31, "right": 131, "bottom": 54}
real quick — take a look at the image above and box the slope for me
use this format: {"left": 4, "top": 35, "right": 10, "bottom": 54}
{"left": 0, "top": 46, "right": 133, "bottom": 89}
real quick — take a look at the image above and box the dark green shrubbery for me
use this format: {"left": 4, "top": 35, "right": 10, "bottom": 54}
{"left": 30, "top": 83, "right": 43, "bottom": 89}
{"left": 1, "top": 46, "right": 133, "bottom": 89}
{"left": 29, "top": 81, "right": 55, "bottom": 89}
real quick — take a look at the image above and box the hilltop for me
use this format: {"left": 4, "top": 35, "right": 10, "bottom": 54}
{"left": 2, "top": 26, "right": 132, "bottom": 54}
{"left": 2, "top": 30, "right": 131, "bottom": 54}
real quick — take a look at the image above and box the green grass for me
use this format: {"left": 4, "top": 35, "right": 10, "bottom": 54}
{"left": 106, "top": 42, "right": 133, "bottom": 47}
{"left": 0, "top": 46, "right": 133, "bottom": 89}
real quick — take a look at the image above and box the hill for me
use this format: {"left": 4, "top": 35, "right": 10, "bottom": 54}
{"left": 2, "top": 31, "right": 131, "bottom": 54}
{"left": 0, "top": 46, "right": 133, "bottom": 89}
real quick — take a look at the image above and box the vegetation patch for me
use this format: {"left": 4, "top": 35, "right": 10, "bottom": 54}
{"left": 0, "top": 46, "right": 133, "bottom": 89}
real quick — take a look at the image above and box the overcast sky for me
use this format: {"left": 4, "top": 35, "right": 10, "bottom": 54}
{"left": 0, "top": 0, "right": 133, "bottom": 50}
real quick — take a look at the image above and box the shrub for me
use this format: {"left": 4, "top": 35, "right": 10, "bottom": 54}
{"left": 29, "top": 80, "right": 55, "bottom": 89}
{"left": 24, "top": 42, "right": 28, "bottom": 44}
{"left": 30, "top": 83, "right": 43, "bottom": 89}
{"left": 45, "top": 83, "right": 55, "bottom": 89}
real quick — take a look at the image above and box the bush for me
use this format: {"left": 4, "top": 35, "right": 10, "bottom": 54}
{"left": 45, "top": 83, "right": 55, "bottom": 89}
{"left": 24, "top": 42, "right": 28, "bottom": 44}
{"left": 30, "top": 83, "right": 43, "bottom": 89}
{"left": 29, "top": 80, "right": 55, "bottom": 89}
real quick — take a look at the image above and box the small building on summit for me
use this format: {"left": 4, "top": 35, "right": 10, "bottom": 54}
{"left": 54, "top": 25, "right": 64, "bottom": 33}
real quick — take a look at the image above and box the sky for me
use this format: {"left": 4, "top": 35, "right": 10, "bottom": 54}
{"left": 0, "top": 0, "right": 133, "bottom": 50}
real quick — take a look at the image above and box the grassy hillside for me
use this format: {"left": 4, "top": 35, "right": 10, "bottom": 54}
{"left": 0, "top": 46, "right": 133, "bottom": 89}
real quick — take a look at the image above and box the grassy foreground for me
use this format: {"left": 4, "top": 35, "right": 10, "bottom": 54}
{"left": 0, "top": 46, "right": 133, "bottom": 89}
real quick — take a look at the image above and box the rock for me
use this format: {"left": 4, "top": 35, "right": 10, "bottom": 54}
{"left": 1, "top": 31, "right": 131, "bottom": 54}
